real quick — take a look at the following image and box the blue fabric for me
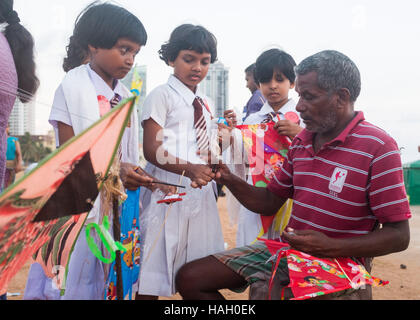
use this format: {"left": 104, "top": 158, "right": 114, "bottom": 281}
{"left": 243, "top": 90, "right": 266, "bottom": 121}
{"left": 6, "top": 137, "right": 18, "bottom": 161}
{"left": 104, "top": 188, "right": 141, "bottom": 300}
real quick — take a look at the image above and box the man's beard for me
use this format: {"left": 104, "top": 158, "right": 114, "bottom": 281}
{"left": 311, "top": 109, "right": 338, "bottom": 134}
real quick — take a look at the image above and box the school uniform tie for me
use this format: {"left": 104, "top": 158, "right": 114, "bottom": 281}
{"left": 110, "top": 93, "right": 121, "bottom": 109}
{"left": 261, "top": 111, "right": 281, "bottom": 124}
{"left": 193, "top": 96, "right": 210, "bottom": 153}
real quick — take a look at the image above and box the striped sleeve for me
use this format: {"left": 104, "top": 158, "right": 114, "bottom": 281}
{"left": 267, "top": 149, "right": 294, "bottom": 199}
{"left": 368, "top": 138, "right": 411, "bottom": 223}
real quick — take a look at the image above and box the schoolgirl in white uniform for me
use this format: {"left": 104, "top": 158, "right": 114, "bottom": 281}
{"left": 136, "top": 24, "right": 225, "bottom": 299}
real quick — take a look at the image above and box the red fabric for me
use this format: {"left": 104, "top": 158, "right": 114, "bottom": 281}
{"left": 0, "top": 98, "right": 135, "bottom": 293}
{"left": 261, "top": 238, "right": 388, "bottom": 300}
{"left": 267, "top": 112, "right": 411, "bottom": 238}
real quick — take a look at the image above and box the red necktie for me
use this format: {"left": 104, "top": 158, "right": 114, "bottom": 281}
{"left": 193, "top": 97, "right": 210, "bottom": 153}
{"left": 262, "top": 111, "right": 281, "bottom": 124}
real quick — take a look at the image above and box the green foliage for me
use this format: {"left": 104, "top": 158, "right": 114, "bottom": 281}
{"left": 19, "top": 132, "right": 53, "bottom": 164}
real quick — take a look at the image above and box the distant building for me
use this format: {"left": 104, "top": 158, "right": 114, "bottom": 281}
{"left": 199, "top": 61, "right": 229, "bottom": 118}
{"left": 9, "top": 99, "right": 36, "bottom": 136}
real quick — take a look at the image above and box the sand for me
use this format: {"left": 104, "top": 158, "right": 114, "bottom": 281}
{"left": 5, "top": 199, "right": 420, "bottom": 300}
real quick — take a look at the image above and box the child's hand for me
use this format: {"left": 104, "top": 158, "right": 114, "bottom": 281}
{"left": 224, "top": 109, "right": 237, "bottom": 127}
{"left": 187, "top": 164, "right": 215, "bottom": 189}
{"left": 152, "top": 183, "right": 176, "bottom": 196}
{"left": 217, "top": 123, "right": 233, "bottom": 150}
{"left": 273, "top": 120, "right": 303, "bottom": 140}
{"left": 120, "top": 163, "right": 154, "bottom": 191}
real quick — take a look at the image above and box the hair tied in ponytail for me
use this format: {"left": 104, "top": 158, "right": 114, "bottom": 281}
{"left": 6, "top": 10, "right": 20, "bottom": 25}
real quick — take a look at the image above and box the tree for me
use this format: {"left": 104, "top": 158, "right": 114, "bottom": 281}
{"left": 19, "top": 132, "right": 53, "bottom": 165}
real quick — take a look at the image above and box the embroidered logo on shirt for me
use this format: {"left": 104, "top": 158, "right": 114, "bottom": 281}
{"left": 329, "top": 167, "right": 348, "bottom": 194}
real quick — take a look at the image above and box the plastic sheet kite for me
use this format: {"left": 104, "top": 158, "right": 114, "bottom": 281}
{"left": 236, "top": 122, "right": 293, "bottom": 237}
{"left": 105, "top": 189, "right": 141, "bottom": 300}
{"left": 0, "top": 97, "right": 136, "bottom": 294}
{"left": 261, "top": 239, "right": 388, "bottom": 300}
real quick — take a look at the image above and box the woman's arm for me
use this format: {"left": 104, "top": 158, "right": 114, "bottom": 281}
{"left": 14, "top": 140, "right": 23, "bottom": 173}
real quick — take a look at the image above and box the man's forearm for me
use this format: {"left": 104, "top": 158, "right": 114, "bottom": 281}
{"left": 222, "top": 172, "right": 286, "bottom": 216}
{"left": 326, "top": 220, "right": 410, "bottom": 258}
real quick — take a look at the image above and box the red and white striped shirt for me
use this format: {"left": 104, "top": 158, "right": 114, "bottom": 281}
{"left": 267, "top": 111, "right": 411, "bottom": 238}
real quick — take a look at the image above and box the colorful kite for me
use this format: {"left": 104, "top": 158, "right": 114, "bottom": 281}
{"left": 235, "top": 122, "right": 293, "bottom": 236}
{"left": 104, "top": 189, "right": 141, "bottom": 300}
{"left": 0, "top": 97, "right": 136, "bottom": 294}
{"left": 261, "top": 239, "right": 388, "bottom": 300}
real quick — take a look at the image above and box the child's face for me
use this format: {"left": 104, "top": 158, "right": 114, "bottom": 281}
{"left": 260, "top": 71, "right": 294, "bottom": 109}
{"left": 169, "top": 50, "right": 211, "bottom": 92}
{"left": 89, "top": 37, "right": 142, "bottom": 87}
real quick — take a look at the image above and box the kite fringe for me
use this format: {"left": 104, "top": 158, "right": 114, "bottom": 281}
{"left": 101, "top": 156, "right": 127, "bottom": 218}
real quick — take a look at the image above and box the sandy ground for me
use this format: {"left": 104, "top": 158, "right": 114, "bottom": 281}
{"left": 5, "top": 198, "right": 420, "bottom": 300}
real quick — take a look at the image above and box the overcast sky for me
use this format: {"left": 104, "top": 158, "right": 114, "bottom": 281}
{"left": 13, "top": 0, "right": 420, "bottom": 164}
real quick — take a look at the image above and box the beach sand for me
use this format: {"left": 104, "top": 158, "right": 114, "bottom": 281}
{"left": 5, "top": 198, "right": 420, "bottom": 300}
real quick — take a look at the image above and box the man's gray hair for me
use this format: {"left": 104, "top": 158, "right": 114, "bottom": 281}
{"left": 295, "top": 50, "right": 361, "bottom": 102}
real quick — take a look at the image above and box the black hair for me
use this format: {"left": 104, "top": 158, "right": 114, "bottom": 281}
{"left": 245, "top": 63, "right": 259, "bottom": 85}
{"left": 0, "top": 0, "right": 39, "bottom": 103}
{"left": 295, "top": 50, "right": 361, "bottom": 102}
{"left": 159, "top": 24, "right": 218, "bottom": 65}
{"left": 63, "top": 1, "right": 148, "bottom": 72}
{"left": 255, "top": 49, "right": 296, "bottom": 84}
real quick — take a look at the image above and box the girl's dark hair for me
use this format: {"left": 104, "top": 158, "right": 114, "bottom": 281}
{"left": 159, "top": 24, "right": 218, "bottom": 65}
{"left": 0, "top": 0, "right": 39, "bottom": 103}
{"left": 63, "top": 1, "right": 148, "bottom": 72}
{"left": 255, "top": 49, "right": 297, "bottom": 84}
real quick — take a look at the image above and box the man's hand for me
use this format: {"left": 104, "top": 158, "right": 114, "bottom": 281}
{"left": 282, "top": 228, "right": 334, "bottom": 258}
{"left": 120, "top": 163, "right": 154, "bottom": 191}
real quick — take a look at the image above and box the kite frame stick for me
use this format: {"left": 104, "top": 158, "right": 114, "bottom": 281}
{"left": 334, "top": 258, "right": 358, "bottom": 289}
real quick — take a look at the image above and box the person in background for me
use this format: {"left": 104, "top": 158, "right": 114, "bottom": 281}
{"left": 4, "top": 123, "right": 23, "bottom": 189}
{"left": 236, "top": 49, "right": 303, "bottom": 248}
{"left": 242, "top": 63, "right": 266, "bottom": 122}
{"left": 0, "top": 0, "right": 39, "bottom": 300}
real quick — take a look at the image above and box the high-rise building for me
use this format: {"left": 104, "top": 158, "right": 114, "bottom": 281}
{"left": 199, "top": 61, "right": 229, "bottom": 118}
{"left": 9, "top": 99, "right": 36, "bottom": 136}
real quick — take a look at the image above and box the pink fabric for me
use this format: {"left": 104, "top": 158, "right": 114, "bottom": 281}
{"left": 0, "top": 32, "right": 17, "bottom": 188}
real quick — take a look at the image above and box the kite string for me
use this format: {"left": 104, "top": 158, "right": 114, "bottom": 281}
{"left": 143, "top": 171, "right": 185, "bottom": 265}
{"left": 0, "top": 79, "right": 128, "bottom": 125}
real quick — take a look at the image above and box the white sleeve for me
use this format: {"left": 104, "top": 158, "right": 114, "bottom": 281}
{"left": 140, "top": 86, "right": 169, "bottom": 129}
{"left": 49, "top": 85, "right": 72, "bottom": 129}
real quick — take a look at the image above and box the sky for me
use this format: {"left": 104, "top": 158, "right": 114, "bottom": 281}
{"left": 13, "top": 0, "right": 420, "bottom": 164}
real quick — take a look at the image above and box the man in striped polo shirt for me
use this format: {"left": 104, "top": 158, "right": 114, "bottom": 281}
{"left": 176, "top": 50, "right": 411, "bottom": 300}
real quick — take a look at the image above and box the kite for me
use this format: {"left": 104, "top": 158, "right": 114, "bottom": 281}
{"left": 0, "top": 96, "right": 136, "bottom": 294}
{"left": 261, "top": 239, "right": 388, "bottom": 300}
{"left": 235, "top": 122, "right": 293, "bottom": 237}
{"left": 104, "top": 189, "right": 141, "bottom": 300}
